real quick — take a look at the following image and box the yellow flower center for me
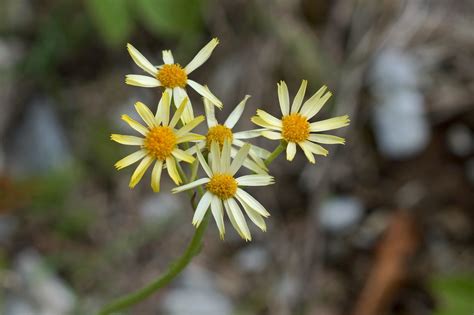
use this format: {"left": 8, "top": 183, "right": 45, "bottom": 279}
{"left": 206, "top": 124, "right": 233, "bottom": 148}
{"left": 156, "top": 64, "right": 187, "bottom": 88}
{"left": 143, "top": 126, "right": 176, "bottom": 160}
{"left": 281, "top": 113, "right": 310, "bottom": 143}
{"left": 206, "top": 173, "right": 238, "bottom": 200}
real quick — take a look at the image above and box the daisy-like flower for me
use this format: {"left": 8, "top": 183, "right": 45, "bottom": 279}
{"left": 251, "top": 80, "right": 350, "bottom": 163}
{"left": 111, "top": 91, "right": 205, "bottom": 191}
{"left": 125, "top": 38, "right": 223, "bottom": 123}
{"left": 187, "top": 95, "right": 270, "bottom": 174}
{"left": 173, "top": 140, "right": 274, "bottom": 241}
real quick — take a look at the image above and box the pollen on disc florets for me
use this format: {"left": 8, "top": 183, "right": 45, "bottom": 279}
{"left": 157, "top": 64, "right": 187, "bottom": 88}
{"left": 143, "top": 126, "right": 177, "bottom": 160}
{"left": 206, "top": 124, "right": 233, "bottom": 148}
{"left": 281, "top": 113, "right": 310, "bottom": 143}
{"left": 206, "top": 173, "right": 238, "bottom": 200}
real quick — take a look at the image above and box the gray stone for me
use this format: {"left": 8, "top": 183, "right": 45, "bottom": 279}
{"left": 234, "top": 245, "right": 269, "bottom": 272}
{"left": 162, "top": 264, "right": 233, "bottom": 315}
{"left": 139, "top": 194, "right": 184, "bottom": 224}
{"left": 9, "top": 99, "right": 71, "bottom": 176}
{"left": 4, "top": 297, "right": 35, "bottom": 315}
{"left": 15, "top": 250, "right": 76, "bottom": 315}
{"left": 372, "top": 90, "right": 431, "bottom": 159}
{"left": 0, "top": 39, "right": 24, "bottom": 69}
{"left": 446, "top": 124, "right": 472, "bottom": 157}
{"left": 317, "top": 196, "right": 364, "bottom": 232}
{"left": 370, "top": 49, "right": 419, "bottom": 98}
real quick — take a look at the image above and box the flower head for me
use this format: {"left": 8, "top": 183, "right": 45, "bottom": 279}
{"left": 186, "top": 94, "right": 270, "bottom": 174}
{"left": 251, "top": 80, "right": 350, "bottom": 163}
{"left": 125, "top": 39, "right": 223, "bottom": 123}
{"left": 173, "top": 141, "right": 274, "bottom": 241}
{"left": 111, "top": 92, "right": 205, "bottom": 191}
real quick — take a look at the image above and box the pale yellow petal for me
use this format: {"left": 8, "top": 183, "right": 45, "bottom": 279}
{"left": 125, "top": 75, "right": 160, "bottom": 87}
{"left": 121, "top": 114, "right": 148, "bottom": 136}
{"left": 166, "top": 157, "right": 182, "bottom": 185}
{"left": 151, "top": 160, "right": 163, "bottom": 192}
{"left": 126, "top": 43, "right": 158, "bottom": 76}
{"left": 129, "top": 155, "right": 154, "bottom": 188}
{"left": 115, "top": 150, "right": 147, "bottom": 170}
{"left": 135, "top": 101, "right": 157, "bottom": 128}
{"left": 291, "top": 80, "right": 307, "bottom": 113}
{"left": 308, "top": 134, "right": 345, "bottom": 144}
{"left": 162, "top": 50, "right": 174, "bottom": 64}
{"left": 286, "top": 142, "right": 296, "bottom": 161}
{"left": 110, "top": 134, "right": 143, "bottom": 146}
{"left": 309, "top": 115, "right": 350, "bottom": 132}
{"left": 172, "top": 148, "right": 195, "bottom": 163}
{"left": 224, "top": 95, "right": 250, "bottom": 129}
{"left": 176, "top": 115, "right": 205, "bottom": 137}
{"left": 298, "top": 142, "right": 315, "bottom": 163}
{"left": 185, "top": 38, "right": 219, "bottom": 74}
{"left": 278, "top": 81, "right": 290, "bottom": 116}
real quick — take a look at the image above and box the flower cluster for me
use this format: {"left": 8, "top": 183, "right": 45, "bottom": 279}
{"left": 112, "top": 38, "right": 350, "bottom": 241}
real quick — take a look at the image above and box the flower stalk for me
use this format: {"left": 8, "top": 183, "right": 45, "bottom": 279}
{"left": 96, "top": 145, "right": 285, "bottom": 315}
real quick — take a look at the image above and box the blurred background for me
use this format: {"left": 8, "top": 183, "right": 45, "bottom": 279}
{"left": 1, "top": 0, "right": 473, "bottom": 314}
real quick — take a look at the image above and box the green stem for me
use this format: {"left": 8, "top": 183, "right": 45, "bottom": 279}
{"left": 264, "top": 141, "right": 286, "bottom": 166}
{"left": 96, "top": 214, "right": 210, "bottom": 315}
{"left": 97, "top": 142, "right": 285, "bottom": 314}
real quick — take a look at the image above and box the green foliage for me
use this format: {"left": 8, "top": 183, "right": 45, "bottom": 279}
{"left": 53, "top": 205, "right": 97, "bottom": 240}
{"left": 134, "top": 0, "right": 203, "bottom": 37}
{"left": 84, "top": 0, "right": 133, "bottom": 47}
{"left": 29, "top": 166, "right": 81, "bottom": 209}
{"left": 26, "top": 165, "right": 98, "bottom": 240}
{"left": 22, "top": 2, "right": 92, "bottom": 80}
{"left": 431, "top": 274, "right": 474, "bottom": 315}
{"left": 84, "top": 0, "right": 204, "bottom": 48}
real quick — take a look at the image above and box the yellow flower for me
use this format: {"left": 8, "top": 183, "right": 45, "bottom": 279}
{"left": 111, "top": 91, "right": 205, "bottom": 192}
{"left": 173, "top": 141, "right": 274, "bottom": 241}
{"left": 251, "top": 80, "right": 350, "bottom": 163}
{"left": 125, "top": 38, "right": 223, "bottom": 123}
{"left": 186, "top": 94, "right": 270, "bottom": 174}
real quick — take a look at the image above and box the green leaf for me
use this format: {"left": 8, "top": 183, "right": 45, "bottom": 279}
{"left": 134, "top": 0, "right": 203, "bottom": 37}
{"left": 85, "top": 0, "right": 133, "bottom": 47}
{"left": 431, "top": 274, "right": 474, "bottom": 315}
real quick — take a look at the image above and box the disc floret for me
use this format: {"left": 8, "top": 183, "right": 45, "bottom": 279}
{"left": 157, "top": 64, "right": 187, "bottom": 88}
{"left": 281, "top": 113, "right": 310, "bottom": 143}
{"left": 144, "top": 126, "right": 177, "bottom": 161}
{"left": 206, "top": 173, "right": 238, "bottom": 200}
{"left": 206, "top": 124, "right": 233, "bottom": 148}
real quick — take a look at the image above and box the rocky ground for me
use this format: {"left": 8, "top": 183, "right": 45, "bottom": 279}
{"left": 0, "top": 0, "right": 473, "bottom": 314}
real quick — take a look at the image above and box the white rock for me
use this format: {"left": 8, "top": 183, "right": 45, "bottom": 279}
{"left": 4, "top": 297, "right": 36, "bottom": 315}
{"left": 317, "top": 196, "right": 364, "bottom": 232}
{"left": 140, "top": 194, "right": 184, "bottom": 224}
{"left": 370, "top": 49, "right": 419, "bottom": 97}
{"left": 16, "top": 250, "right": 76, "bottom": 315}
{"left": 9, "top": 99, "right": 71, "bottom": 176}
{"left": 163, "top": 264, "right": 233, "bottom": 315}
{"left": 0, "top": 39, "right": 24, "bottom": 69}
{"left": 163, "top": 288, "right": 233, "bottom": 315}
{"left": 372, "top": 90, "right": 431, "bottom": 159}
{"left": 234, "top": 245, "right": 269, "bottom": 272}
{"left": 446, "top": 124, "right": 472, "bottom": 157}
